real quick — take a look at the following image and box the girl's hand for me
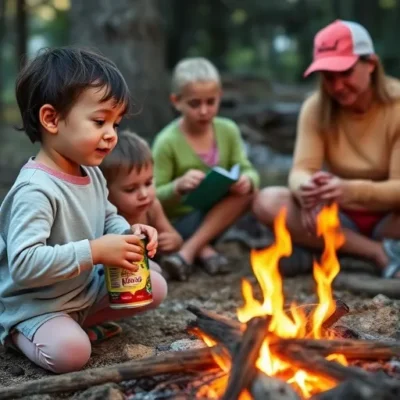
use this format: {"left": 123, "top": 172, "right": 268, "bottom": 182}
{"left": 174, "top": 169, "right": 205, "bottom": 195}
{"left": 131, "top": 224, "right": 158, "bottom": 258}
{"left": 230, "top": 175, "right": 252, "bottom": 195}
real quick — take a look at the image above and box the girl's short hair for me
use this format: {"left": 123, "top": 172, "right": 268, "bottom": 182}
{"left": 171, "top": 57, "right": 220, "bottom": 95}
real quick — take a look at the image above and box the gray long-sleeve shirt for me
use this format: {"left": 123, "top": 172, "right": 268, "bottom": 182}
{"left": 0, "top": 159, "right": 130, "bottom": 343}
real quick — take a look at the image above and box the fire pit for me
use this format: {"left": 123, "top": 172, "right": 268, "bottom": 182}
{"left": 187, "top": 204, "right": 400, "bottom": 399}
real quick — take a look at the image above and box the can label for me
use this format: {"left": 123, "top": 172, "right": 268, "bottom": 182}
{"left": 105, "top": 235, "right": 153, "bottom": 309}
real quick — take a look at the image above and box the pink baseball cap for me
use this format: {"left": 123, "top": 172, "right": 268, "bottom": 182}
{"left": 304, "top": 20, "right": 375, "bottom": 77}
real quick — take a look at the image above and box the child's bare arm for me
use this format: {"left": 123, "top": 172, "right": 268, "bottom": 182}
{"left": 150, "top": 199, "right": 183, "bottom": 252}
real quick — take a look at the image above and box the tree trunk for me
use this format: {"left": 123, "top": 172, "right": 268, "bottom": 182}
{"left": 0, "top": 0, "right": 6, "bottom": 122}
{"left": 16, "top": 0, "right": 27, "bottom": 70}
{"left": 164, "top": 0, "right": 199, "bottom": 70}
{"left": 69, "top": 0, "right": 173, "bottom": 141}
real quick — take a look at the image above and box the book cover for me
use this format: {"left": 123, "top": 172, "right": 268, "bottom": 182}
{"left": 183, "top": 164, "right": 240, "bottom": 211}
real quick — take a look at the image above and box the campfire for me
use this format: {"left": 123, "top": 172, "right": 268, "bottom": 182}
{"left": 188, "top": 203, "right": 400, "bottom": 400}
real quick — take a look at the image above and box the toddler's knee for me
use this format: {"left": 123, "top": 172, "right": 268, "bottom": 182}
{"left": 49, "top": 332, "right": 91, "bottom": 373}
{"left": 149, "top": 259, "right": 162, "bottom": 273}
{"left": 150, "top": 270, "right": 168, "bottom": 307}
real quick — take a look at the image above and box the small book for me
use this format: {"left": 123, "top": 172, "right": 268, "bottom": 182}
{"left": 183, "top": 164, "right": 241, "bottom": 211}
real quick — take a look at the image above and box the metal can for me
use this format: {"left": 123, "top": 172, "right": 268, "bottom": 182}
{"left": 105, "top": 233, "right": 153, "bottom": 309}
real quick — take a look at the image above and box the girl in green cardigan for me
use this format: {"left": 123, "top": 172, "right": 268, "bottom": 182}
{"left": 152, "top": 57, "right": 260, "bottom": 280}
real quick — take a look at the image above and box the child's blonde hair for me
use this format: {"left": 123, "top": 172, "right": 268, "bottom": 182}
{"left": 100, "top": 130, "right": 153, "bottom": 183}
{"left": 171, "top": 57, "right": 221, "bottom": 95}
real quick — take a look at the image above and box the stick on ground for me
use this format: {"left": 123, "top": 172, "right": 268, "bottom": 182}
{"left": 0, "top": 347, "right": 220, "bottom": 400}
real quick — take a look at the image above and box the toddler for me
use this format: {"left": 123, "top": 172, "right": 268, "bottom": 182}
{"left": 0, "top": 47, "right": 167, "bottom": 373}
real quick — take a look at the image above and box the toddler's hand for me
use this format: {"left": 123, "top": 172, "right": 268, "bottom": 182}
{"left": 230, "top": 175, "right": 252, "bottom": 195}
{"left": 158, "top": 231, "right": 183, "bottom": 253}
{"left": 131, "top": 224, "right": 158, "bottom": 258}
{"left": 174, "top": 169, "right": 205, "bottom": 194}
{"left": 90, "top": 234, "right": 144, "bottom": 272}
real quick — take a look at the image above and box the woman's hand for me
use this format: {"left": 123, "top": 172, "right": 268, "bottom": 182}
{"left": 311, "top": 171, "right": 344, "bottom": 203}
{"left": 298, "top": 171, "right": 344, "bottom": 207}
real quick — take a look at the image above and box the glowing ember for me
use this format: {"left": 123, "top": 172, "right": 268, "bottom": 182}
{"left": 200, "top": 203, "right": 347, "bottom": 398}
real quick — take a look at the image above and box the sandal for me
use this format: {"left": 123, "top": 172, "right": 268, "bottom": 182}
{"left": 85, "top": 322, "right": 122, "bottom": 344}
{"left": 382, "top": 239, "right": 400, "bottom": 279}
{"left": 162, "top": 253, "right": 192, "bottom": 281}
{"left": 198, "top": 253, "right": 231, "bottom": 275}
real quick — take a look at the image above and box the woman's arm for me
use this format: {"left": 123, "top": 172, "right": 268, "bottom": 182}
{"left": 288, "top": 96, "right": 325, "bottom": 197}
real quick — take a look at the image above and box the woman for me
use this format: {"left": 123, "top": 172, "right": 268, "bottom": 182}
{"left": 253, "top": 20, "right": 400, "bottom": 278}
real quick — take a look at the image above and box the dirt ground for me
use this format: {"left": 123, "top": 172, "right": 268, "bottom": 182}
{"left": 0, "top": 241, "right": 399, "bottom": 399}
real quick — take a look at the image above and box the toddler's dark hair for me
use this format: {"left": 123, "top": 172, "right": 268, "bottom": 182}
{"left": 16, "top": 47, "right": 132, "bottom": 143}
{"left": 100, "top": 130, "right": 153, "bottom": 183}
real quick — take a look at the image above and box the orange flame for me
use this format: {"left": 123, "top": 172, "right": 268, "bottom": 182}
{"left": 197, "top": 204, "right": 347, "bottom": 398}
{"left": 312, "top": 204, "right": 345, "bottom": 338}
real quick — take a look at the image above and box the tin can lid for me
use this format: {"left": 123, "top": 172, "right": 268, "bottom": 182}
{"left": 123, "top": 228, "right": 146, "bottom": 240}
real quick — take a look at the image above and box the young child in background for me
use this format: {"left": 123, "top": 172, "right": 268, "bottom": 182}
{"left": 0, "top": 47, "right": 167, "bottom": 373}
{"left": 152, "top": 57, "right": 260, "bottom": 281}
{"left": 100, "top": 130, "right": 183, "bottom": 256}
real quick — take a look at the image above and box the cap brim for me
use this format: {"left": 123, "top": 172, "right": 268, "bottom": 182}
{"left": 303, "top": 56, "right": 359, "bottom": 77}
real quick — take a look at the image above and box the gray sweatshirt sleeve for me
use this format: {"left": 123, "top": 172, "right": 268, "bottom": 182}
{"left": 104, "top": 198, "right": 130, "bottom": 235}
{"left": 96, "top": 167, "right": 130, "bottom": 235}
{"left": 6, "top": 185, "right": 93, "bottom": 287}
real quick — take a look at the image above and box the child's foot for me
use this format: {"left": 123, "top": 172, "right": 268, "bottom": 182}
{"left": 85, "top": 322, "right": 122, "bottom": 344}
{"left": 198, "top": 253, "right": 230, "bottom": 275}
{"left": 162, "top": 253, "right": 192, "bottom": 281}
{"left": 197, "top": 246, "right": 231, "bottom": 275}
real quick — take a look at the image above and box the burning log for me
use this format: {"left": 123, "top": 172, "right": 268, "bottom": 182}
{"left": 276, "top": 344, "right": 378, "bottom": 382}
{"left": 222, "top": 316, "right": 270, "bottom": 400}
{"left": 275, "top": 338, "right": 400, "bottom": 360}
{"left": 0, "top": 347, "right": 220, "bottom": 400}
{"left": 275, "top": 345, "right": 400, "bottom": 397}
{"left": 221, "top": 316, "right": 300, "bottom": 400}
{"left": 187, "top": 305, "right": 243, "bottom": 354}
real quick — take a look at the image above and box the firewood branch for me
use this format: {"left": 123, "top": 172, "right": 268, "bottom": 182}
{"left": 222, "top": 316, "right": 271, "bottom": 400}
{"left": 0, "top": 347, "right": 219, "bottom": 400}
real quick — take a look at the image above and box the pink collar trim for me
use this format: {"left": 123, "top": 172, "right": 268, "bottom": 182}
{"left": 23, "top": 158, "right": 91, "bottom": 185}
